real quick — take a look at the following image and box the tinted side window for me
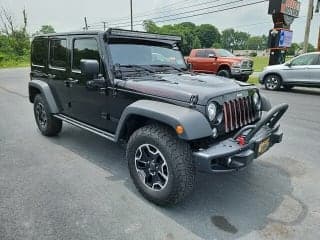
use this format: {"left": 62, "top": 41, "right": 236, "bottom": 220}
{"left": 32, "top": 38, "right": 48, "bottom": 66}
{"left": 73, "top": 38, "right": 100, "bottom": 70}
{"left": 49, "top": 39, "right": 67, "bottom": 68}
{"left": 195, "top": 50, "right": 207, "bottom": 58}
{"left": 316, "top": 54, "right": 320, "bottom": 65}
{"left": 291, "top": 54, "right": 318, "bottom": 66}
{"left": 206, "top": 50, "right": 215, "bottom": 56}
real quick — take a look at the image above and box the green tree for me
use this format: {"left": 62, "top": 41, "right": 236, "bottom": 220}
{"left": 247, "top": 36, "right": 264, "bottom": 50}
{"left": 38, "top": 25, "right": 55, "bottom": 34}
{"left": 143, "top": 20, "right": 201, "bottom": 55}
{"left": 0, "top": 7, "right": 30, "bottom": 65}
{"left": 143, "top": 20, "right": 159, "bottom": 33}
{"left": 233, "top": 31, "right": 250, "bottom": 50}
{"left": 287, "top": 42, "right": 300, "bottom": 55}
{"left": 221, "top": 28, "right": 250, "bottom": 50}
{"left": 196, "top": 24, "right": 220, "bottom": 48}
{"left": 221, "top": 28, "right": 235, "bottom": 50}
{"left": 299, "top": 42, "right": 316, "bottom": 52}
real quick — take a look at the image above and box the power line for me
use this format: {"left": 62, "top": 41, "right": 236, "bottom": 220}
{"left": 104, "top": 0, "right": 225, "bottom": 26}
{"left": 113, "top": 0, "right": 268, "bottom": 29}
{"left": 102, "top": 0, "right": 199, "bottom": 23}
{"left": 88, "top": 0, "right": 198, "bottom": 26}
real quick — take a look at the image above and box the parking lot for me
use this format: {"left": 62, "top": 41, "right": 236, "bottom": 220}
{"left": 0, "top": 67, "right": 320, "bottom": 240}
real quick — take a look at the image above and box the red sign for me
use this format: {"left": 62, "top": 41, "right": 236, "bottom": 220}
{"left": 280, "top": 0, "right": 301, "bottom": 17}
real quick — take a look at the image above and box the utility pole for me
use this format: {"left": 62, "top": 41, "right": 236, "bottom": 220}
{"left": 303, "top": 0, "right": 314, "bottom": 53}
{"left": 102, "top": 21, "right": 107, "bottom": 31}
{"left": 317, "top": 1, "right": 320, "bottom": 51}
{"left": 318, "top": 26, "right": 320, "bottom": 51}
{"left": 130, "top": 0, "right": 133, "bottom": 30}
{"left": 84, "top": 17, "right": 88, "bottom": 31}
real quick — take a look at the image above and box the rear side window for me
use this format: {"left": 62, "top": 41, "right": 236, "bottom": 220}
{"left": 72, "top": 38, "right": 100, "bottom": 70}
{"left": 49, "top": 39, "right": 67, "bottom": 69}
{"left": 195, "top": 50, "right": 207, "bottom": 58}
{"left": 32, "top": 38, "right": 48, "bottom": 67}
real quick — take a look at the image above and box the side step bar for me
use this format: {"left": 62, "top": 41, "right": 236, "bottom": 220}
{"left": 54, "top": 114, "right": 116, "bottom": 142}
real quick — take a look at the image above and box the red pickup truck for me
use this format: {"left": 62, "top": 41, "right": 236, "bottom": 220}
{"left": 185, "top": 49, "right": 254, "bottom": 82}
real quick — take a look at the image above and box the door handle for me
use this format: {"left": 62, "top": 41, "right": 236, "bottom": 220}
{"left": 47, "top": 74, "right": 56, "bottom": 79}
{"left": 67, "top": 78, "right": 79, "bottom": 84}
{"left": 64, "top": 78, "right": 79, "bottom": 87}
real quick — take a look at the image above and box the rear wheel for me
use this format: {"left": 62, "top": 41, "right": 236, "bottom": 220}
{"left": 126, "top": 124, "right": 195, "bottom": 206}
{"left": 217, "top": 69, "right": 231, "bottom": 78}
{"left": 34, "top": 94, "right": 62, "bottom": 136}
{"left": 264, "top": 74, "right": 281, "bottom": 90}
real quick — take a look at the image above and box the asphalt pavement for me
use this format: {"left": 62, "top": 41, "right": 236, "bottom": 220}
{"left": 0, "top": 68, "right": 320, "bottom": 240}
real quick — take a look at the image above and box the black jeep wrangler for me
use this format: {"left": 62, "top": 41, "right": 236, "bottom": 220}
{"left": 29, "top": 29, "right": 288, "bottom": 206}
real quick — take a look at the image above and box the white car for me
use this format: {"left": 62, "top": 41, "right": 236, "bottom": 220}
{"left": 259, "top": 52, "right": 320, "bottom": 90}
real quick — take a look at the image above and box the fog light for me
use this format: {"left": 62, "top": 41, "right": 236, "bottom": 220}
{"left": 212, "top": 128, "right": 218, "bottom": 138}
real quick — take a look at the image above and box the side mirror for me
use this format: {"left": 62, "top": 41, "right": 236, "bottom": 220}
{"left": 208, "top": 53, "right": 216, "bottom": 58}
{"left": 285, "top": 62, "right": 292, "bottom": 67}
{"left": 80, "top": 59, "right": 99, "bottom": 79}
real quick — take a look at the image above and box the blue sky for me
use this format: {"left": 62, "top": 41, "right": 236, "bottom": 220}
{"left": 2, "top": 0, "right": 319, "bottom": 46}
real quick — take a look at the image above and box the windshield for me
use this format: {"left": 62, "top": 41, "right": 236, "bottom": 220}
{"left": 215, "top": 49, "right": 235, "bottom": 57}
{"left": 108, "top": 43, "right": 187, "bottom": 69}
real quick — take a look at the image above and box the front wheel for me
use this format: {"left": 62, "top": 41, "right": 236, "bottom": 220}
{"left": 217, "top": 69, "right": 231, "bottom": 78}
{"left": 264, "top": 74, "right": 281, "bottom": 90}
{"left": 126, "top": 124, "right": 195, "bottom": 206}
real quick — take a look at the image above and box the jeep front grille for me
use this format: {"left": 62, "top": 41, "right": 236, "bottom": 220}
{"left": 223, "top": 96, "right": 257, "bottom": 133}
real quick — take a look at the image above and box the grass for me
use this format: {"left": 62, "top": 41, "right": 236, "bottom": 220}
{"left": 0, "top": 55, "right": 30, "bottom": 69}
{"left": 248, "top": 76, "right": 259, "bottom": 85}
{"left": 252, "top": 56, "right": 269, "bottom": 72}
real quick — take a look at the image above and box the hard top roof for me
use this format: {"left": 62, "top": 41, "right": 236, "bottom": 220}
{"left": 33, "top": 28, "right": 182, "bottom": 42}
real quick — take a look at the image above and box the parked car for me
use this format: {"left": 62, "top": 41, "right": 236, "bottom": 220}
{"left": 259, "top": 52, "right": 320, "bottom": 90}
{"left": 185, "top": 48, "right": 254, "bottom": 82}
{"left": 29, "top": 29, "right": 288, "bottom": 206}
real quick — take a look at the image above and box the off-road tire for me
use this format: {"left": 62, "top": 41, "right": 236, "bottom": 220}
{"left": 34, "top": 94, "right": 62, "bottom": 136}
{"left": 126, "top": 124, "right": 195, "bottom": 206}
{"left": 217, "top": 69, "right": 231, "bottom": 78}
{"left": 264, "top": 74, "right": 282, "bottom": 90}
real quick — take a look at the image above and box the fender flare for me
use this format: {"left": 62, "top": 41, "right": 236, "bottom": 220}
{"left": 28, "top": 80, "right": 59, "bottom": 113}
{"left": 261, "top": 94, "right": 272, "bottom": 111}
{"left": 114, "top": 100, "right": 212, "bottom": 141}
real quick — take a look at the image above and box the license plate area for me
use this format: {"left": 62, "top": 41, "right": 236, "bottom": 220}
{"left": 257, "top": 137, "right": 270, "bottom": 156}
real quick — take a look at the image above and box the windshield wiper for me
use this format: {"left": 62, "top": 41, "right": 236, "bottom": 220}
{"left": 119, "top": 64, "right": 156, "bottom": 73}
{"left": 151, "top": 64, "right": 186, "bottom": 73}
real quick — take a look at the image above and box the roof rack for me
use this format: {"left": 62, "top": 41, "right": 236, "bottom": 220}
{"left": 106, "top": 28, "right": 181, "bottom": 42}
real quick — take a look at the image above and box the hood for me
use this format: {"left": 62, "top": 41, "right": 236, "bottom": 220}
{"left": 264, "top": 63, "right": 286, "bottom": 71}
{"left": 116, "top": 73, "right": 256, "bottom": 105}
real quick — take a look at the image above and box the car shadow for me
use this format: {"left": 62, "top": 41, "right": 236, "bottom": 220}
{"left": 49, "top": 124, "right": 296, "bottom": 240}
{"left": 260, "top": 85, "right": 320, "bottom": 96}
{"left": 286, "top": 87, "right": 320, "bottom": 96}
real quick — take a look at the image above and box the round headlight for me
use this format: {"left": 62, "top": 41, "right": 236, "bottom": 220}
{"left": 207, "top": 103, "right": 217, "bottom": 121}
{"left": 253, "top": 92, "right": 261, "bottom": 110}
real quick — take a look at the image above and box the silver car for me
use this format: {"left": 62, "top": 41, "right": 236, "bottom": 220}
{"left": 259, "top": 52, "right": 320, "bottom": 90}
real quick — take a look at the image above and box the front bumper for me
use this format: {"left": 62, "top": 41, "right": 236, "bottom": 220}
{"left": 259, "top": 72, "right": 266, "bottom": 84}
{"left": 193, "top": 104, "right": 288, "bottom": 173}
{"left": 231, "top": 67, "right": 253, "bottom": 76}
